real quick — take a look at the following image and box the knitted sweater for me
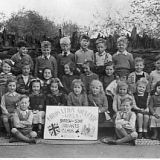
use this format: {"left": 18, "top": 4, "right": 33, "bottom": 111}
{"left": 112, "top": 51, "right": 134, "bottom": 70}
{"left": 34, "top": 55, "right": 57, "bottom": 78}
{"left": 67, "top": 92, "right": 88, "bottom": 106}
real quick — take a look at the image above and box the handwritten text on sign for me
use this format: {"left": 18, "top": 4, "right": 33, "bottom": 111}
{"left": 44, "top": 106, "right": 98, "bottom": 140}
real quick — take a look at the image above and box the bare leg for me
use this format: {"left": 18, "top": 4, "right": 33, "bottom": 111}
{"left": 11, "top": 128, "right": 36, "bottom": 143}
{"left": 3, "top": 117, "right": 11, "bottom": 135}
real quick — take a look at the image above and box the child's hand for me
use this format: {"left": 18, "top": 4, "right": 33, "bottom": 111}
{"left": 154, "top": 114, "right": 160, "bottom": 119}
{"left": 39, "top": 105, "right": 43, "bottom": 109}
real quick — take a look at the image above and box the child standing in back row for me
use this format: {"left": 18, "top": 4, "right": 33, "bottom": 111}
{"left": 34, "top": 41, "right": 57, "bottom": 79}
{"left": 75, "top": 35, "right": 94, "bottom": 73}
{"left": 94, "top": 38, "right": 112, "bottom": 77}
{"left": 57, "top": 37, "right": 75, "bottom": 79}
{"left": 128, "top": 57, "right": 150, "bottom": 93}
{"left": 112, "top": 36, "right": 134, "bottom": 76}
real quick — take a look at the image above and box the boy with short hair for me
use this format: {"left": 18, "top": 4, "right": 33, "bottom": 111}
{"left": 95, "top": 38, "right": 112, "bottom": 76}
{"left": 128, "top": 57, "right": 150, "bottom": 93}
{"left": 112, "top": 36, "right": 134, "bottom": 76}
{"left": 75, "top": 34, "right": 94, "bottom": 72}
{"left": 57, "top": 37, "right": 75, "bottom": 79}
{"left": 10, "top": 95, "right": 37, "bottom": 143}
{"left": 107, "top": 97, "right": 138, "bottom": 145}
{"left": 11, "top": 40, "right": 34, "bottom": 76}
{"left": 34, "top": 41, "right": 57, "bottom": 79}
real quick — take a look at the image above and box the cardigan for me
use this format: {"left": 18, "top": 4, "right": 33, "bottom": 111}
{"left": 67, "top": 92, "right": 88, "bottom": 106}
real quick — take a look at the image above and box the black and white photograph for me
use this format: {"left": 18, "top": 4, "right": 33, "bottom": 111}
{"left": 0, "top": 0, "right": 160, "bottom": 158}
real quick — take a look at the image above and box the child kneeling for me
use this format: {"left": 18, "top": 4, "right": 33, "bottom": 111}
{"left": 108, "top": 97, "right": 138, "bottom": 145}
{"left": 10, "top": 95, "right": 37, "bottom": 143}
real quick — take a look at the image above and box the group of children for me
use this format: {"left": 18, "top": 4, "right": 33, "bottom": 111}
{"left": 0, "top": 34, "right": 160, "bottom": 145}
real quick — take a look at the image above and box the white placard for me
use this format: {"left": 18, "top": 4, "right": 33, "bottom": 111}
{"left": 44, "top": 106, "right": 99, "bottom": 140}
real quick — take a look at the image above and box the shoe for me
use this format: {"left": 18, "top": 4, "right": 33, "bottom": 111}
{"left": 143, "top": 132, "right": 149, "bottom": 139}
{"left": 9, "top": 137, "right": 19, "bottom": 143}
{"left": 130, "top": 140, "right": 136, "bottom": 146}
{"left": 107, "top": 140, "right": 117, "bottom": 145}
{"left": 138, "top": 132, "right": 143, "bottom": 139}
{"left": 151, "top": 135, "right": 157, "bottom": 140}
{"left": 29, "top": 138, "right": 37, "bottom": 144}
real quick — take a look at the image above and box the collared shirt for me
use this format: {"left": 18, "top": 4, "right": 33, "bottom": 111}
{"left": 116, "top": 50, "right": 129, "bottom": 56}
{"left": 0, "top": 72, "right": 12, "bottom": 75}
{"left": 22, "top": 75, "right": 29, "bottom": 85}
{"left": 75, "top": 48, "right": 94, "bottom": 64}
{"left": 95, "top": 51, "right": 112, "bottom": 66}
{"left": 41, "top": 54, "right": 51, "bottom": 59}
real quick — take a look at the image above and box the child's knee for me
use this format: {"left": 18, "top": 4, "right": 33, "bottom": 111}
{"left": 3, "top": 117, "right": 9, "bottom": 123}
{"left": 116, "top": 123, "right": 122, "bottom": 129}
{"left": 30, "top": 131, "right": 37, "bottom": 138}
{"left": 11, "top": 128, "right": 18, "bottom": 134}
{"left": 131, "top": 131, "right": 138, "bottom": 139}
{"left": 137, "top": 113, "right": 143, "bottom": 118}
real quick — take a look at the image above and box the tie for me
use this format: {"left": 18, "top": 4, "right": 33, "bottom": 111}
{"left": 64, "top": 52, "right": 67, "bottom": 57}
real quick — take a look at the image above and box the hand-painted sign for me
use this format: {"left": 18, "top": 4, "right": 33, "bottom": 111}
{"left": 44, "top": 106, "right": 98, "bottom": 140}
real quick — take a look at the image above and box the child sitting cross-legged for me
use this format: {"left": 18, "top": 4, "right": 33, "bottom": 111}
{"left": 107, "top": 97, "right": 138, "bottom": 145}
{"left": 10, "top": 95, "right": 37, "bottom": 143}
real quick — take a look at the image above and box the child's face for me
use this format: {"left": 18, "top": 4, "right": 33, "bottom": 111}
{"left": 91, "top": 84, "right": 101, "bottom": 95}
{"left": 137, "top": 83, "right": 146, "bottom": 95}
{"left": 121, "top": 101, "right": 131, "bottom": 112}
{"left": 105, "top": 65, "right": 114, "bottom": 76}
{"left": 64, "top": 64, "right": 71, "bottom": 75}
{"left": 60, "top": 43, "right": 70, "bottom": 52}
{"left": 19, "top": 47, "right": 28, "bottom": 56}
{"left": 2, "top": 63, "right": 11, "bottom": 74}
{"left": 135, "top": 62, "right": 144, "bottom": 73}
{"left": 156, "top": 86, "right": 160, "bottom": 94}
{"left": 8, "top": 82, "right": 16, "bottom": 93}
{"left": 80, "top": 39, "right": 89, "bottom": 49}
{"left": 83, "top": 64, "right": 91, "bottom": 75}
{"left": 117, "top": 41, "right": 127, "bottom": 52}
{"left": 19, "top": 97, "right": 29, "bottom": 111}
{"left": 73, "top": 83, "right": 82, "bottom": 95}
{"left": 22, "top": 65, "right": 30, "bottom": 76}
{"left": 32, "top": 82, "right": 41, "bottom": 94}
{"left": 119, "top": 86, "right": 128, "bottom": 96}
{"left": 43, "top": 69, "right": 52, "bottom": 80}
{"left": 96, "top": 43, "right": 106, "bottom": 54}
{"left": 120, "top": 76, "right": 127, "bottom": 82}
{"left": 155, "top": 59, "right": 160, "bottom": 70}
{"left": 50, "top": 82, "right": 58, "bottom": 93}
{"left": 41, "top": 47, "right": 51, "bottom": 56}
